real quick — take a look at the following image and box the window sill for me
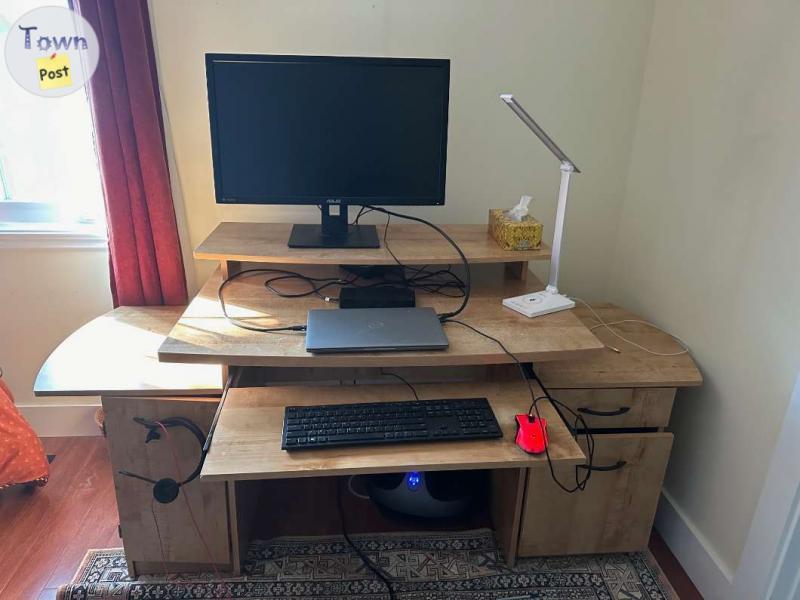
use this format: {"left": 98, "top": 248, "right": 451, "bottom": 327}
{"left": 0, "top": 224, "right": 108, "bottom": 250}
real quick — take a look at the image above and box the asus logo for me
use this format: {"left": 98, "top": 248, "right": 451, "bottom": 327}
{"left": 325, "top": 198, "right": 341, "bottom": 204}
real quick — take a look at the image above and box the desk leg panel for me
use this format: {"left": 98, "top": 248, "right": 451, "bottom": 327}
{"left": 103, "top": 395, "right": 231, "bottom": 575}
{"left": 489, "top": 467, "right": 526, "bottom": 567}
{"left": 227, "top": 480, "right": 263, "bottom": 575}
{"left": 505, "top": 261, "right": 529, "bottom": 281}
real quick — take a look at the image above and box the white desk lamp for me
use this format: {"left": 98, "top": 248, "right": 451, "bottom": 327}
{"left": 499, "top": 93, "right": 578, "bottom": 318}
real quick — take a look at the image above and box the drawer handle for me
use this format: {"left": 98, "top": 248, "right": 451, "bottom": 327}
{"left": 577, "top": 460, "right": 627, "bottom": 472}
{"left": 577, "top": 406, "right": 631, "bottom": 417}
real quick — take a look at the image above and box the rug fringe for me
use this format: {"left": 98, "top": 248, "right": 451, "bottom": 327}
{"left": 68, "top": 547, "right": 124, "bottom": 583}
{"left": 643, "top": 550, "right": 681, "bottom": 600}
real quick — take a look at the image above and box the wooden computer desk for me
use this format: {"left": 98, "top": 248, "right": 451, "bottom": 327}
{"left": 34, "top": 222, "right": 701, "bottom": 577}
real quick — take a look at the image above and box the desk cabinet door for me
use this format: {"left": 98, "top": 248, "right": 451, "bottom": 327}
{"left": 518, "top": 432, "right": 673, "bottom": 556}
{"left": 103, "top": 396, "right": 229, "bottom": 575}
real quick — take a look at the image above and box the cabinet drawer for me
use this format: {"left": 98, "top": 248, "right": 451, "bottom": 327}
{"left": 551, "top": 388, "right": 676, "bottom": 428}
{"left": 518, "top": 432, "right": 673, "bottom": 556}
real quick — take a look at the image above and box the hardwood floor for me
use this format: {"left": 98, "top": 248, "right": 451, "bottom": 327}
{"left": 0, "top": 437, "right": 121, "bottom": 600}
{"left": 0, "top": 436, "right": 703, "bottom": 599}
{"left": 649, "top": 528, "right": 704, "bottom": 600}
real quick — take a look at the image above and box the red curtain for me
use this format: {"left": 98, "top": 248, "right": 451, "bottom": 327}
{"left": 74, "top": 0, "right": 187, "bottom": 306}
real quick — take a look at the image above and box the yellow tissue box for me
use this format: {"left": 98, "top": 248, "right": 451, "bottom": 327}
{"left": 489, "top": 208, "right": 543, "bottom": 251}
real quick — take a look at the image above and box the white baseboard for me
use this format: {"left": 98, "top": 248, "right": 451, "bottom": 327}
{"left": 19, "top": 404, "right": 102, "bottom": 437}
{"left": 655, "top": 491, "right": 734, "bottom": 599}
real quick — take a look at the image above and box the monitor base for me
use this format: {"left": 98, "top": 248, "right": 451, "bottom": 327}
{"left": 288, "top": 204, "right": 381, "bottom": 248}
{"left": 288, "top": 224, "right": 380, "bottom": 249}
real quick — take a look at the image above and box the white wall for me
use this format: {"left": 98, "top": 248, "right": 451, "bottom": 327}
{"left": 0, "top": 245, "right": 113, "bottom": 435}
{"left": 609, "top": 0, "right": 800, "bottom": 579}
{"left": 149, "top": 0, "right": 654, "bottom": 293}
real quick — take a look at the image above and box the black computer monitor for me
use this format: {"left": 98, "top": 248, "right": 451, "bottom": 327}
{"left": 205, "top": 53, "right": 450, "bottom": 248}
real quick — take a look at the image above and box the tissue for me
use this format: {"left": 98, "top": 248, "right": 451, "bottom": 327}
{"left": 507, "top": 195, "right": 532, "bottom": 221}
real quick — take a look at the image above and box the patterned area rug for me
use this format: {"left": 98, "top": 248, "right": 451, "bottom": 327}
{"left": 57, "top": 529, "right": 677, "bottom": 600}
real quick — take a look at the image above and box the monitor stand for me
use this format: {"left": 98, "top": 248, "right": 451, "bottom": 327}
{"left": 288, "top": 205, "right": 380, "bottom": 248}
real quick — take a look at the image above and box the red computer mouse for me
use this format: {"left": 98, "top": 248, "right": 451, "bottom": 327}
{"left": 515, "top": 414, "right": 549, "bottom": 454}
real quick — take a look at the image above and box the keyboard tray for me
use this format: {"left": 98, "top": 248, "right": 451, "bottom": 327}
{"left": 201, "top": 380, "right": 585, "bottom": 481}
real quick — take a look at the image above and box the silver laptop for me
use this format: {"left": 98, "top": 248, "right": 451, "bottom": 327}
{"left": 305, "top": 307, "right": 449, "bottom": 353}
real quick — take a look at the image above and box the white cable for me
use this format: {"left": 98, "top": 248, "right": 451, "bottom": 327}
{"left": 571, "top": 297, "right": 690, "bottom": 357}
{"left": 347, "top": 475, "right": 371, "bottom": 500}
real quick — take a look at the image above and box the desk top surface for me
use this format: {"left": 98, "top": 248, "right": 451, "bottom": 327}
{"left": 535, "top": 303, "right": 703, "bottom": 388}
{"left": 201, "top": 380, "right": 585, "bottom": 481}
{"left": 34, "top": 306, "right": 223, "bottom": 397}
{"left": 195, "top": 222, "right": 551, "bottom": 265}
{"left": 158, "top": 265, "right": 604, "bottom": 367}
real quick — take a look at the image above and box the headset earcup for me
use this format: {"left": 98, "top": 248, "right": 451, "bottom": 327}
{"left": 153, "top": 478, "right": 180, "bottom": 504}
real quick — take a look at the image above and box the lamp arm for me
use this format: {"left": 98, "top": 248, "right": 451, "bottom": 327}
{"left": 547, "top": 161, "right": 573, "bottom": 294}
{"left": 500, "top": 94, "right": 580, "bottom": 173}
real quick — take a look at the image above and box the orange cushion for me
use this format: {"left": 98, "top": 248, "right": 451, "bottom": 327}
{"left": 0, "top": 378, "right": 49, "bottom": 489}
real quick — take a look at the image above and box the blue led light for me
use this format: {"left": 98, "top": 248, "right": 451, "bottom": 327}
{"left": 406, "top": 471, "right": 422, "bottom": 490}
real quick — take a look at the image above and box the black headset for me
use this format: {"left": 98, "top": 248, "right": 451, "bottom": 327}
{"left": 118, "top": 416, "right": 206, "bottom": 504}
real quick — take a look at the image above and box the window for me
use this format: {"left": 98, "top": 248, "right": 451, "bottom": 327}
{"left": 0, "top": 0, "right": 105, "bottom": 234}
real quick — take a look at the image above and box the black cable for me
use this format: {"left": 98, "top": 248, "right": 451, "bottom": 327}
{"left": 380, "top": 369, "right": 420, "bottom": 400}
{"left": 352, "top": 206, "right": 374, "bottom": 225}
{"left": 380, "top": 212, "right": 469, "bottom": 309}
{"left": 364, "top": 205, "right": 471, "bottom": 321}
{"left": 260, "top": 243, "right": 466, "bottom": 301}
{"left": 378, "top": 216, "right": 462, "bottom": 297}
{"left": 263, "top": 272, "right": 356, "bottom": 301}
{"left": 263, "top": 263, "right": 466, "bottom": 303}
{"left": 444, "top": 318, "right": 595, "bottom": 493}
{"left": 527, "top": 366, "right": 596, "bottom": 492}
{"left": 391, "top": 263, "right": 465, "bottom": 298}
{"left": 218, "top": 268, "right": 308, "bottom": 333}
{"left": 268, "top": 272, "right": 463, "bottom": 302}
{"left": 382, "top": 214, "right": 404, "bottom": 275}
{"left": 222, "top": 263, "right": 465, "bottom": 321}
{"left": 219, "top": 207, "right": 471, "bottom": 327}
{"left": 336, "top": 479, "right": 396, "bottom": 600}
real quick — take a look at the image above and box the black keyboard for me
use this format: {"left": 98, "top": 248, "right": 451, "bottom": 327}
{"left": 282, "top": 397, "right": 503, "bottom": 450}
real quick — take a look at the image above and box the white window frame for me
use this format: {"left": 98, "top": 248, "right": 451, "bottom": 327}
{"left": 0, "top": 201, "right": 107, "bottom": 249}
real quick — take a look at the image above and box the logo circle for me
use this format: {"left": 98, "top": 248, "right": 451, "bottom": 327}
{"left": 4, "top": 6, "right": 99, "bottom": 97}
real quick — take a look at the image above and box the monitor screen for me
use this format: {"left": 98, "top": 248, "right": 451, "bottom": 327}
{"left": 206, "top": 54, "right": 450, "bottom": 206}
